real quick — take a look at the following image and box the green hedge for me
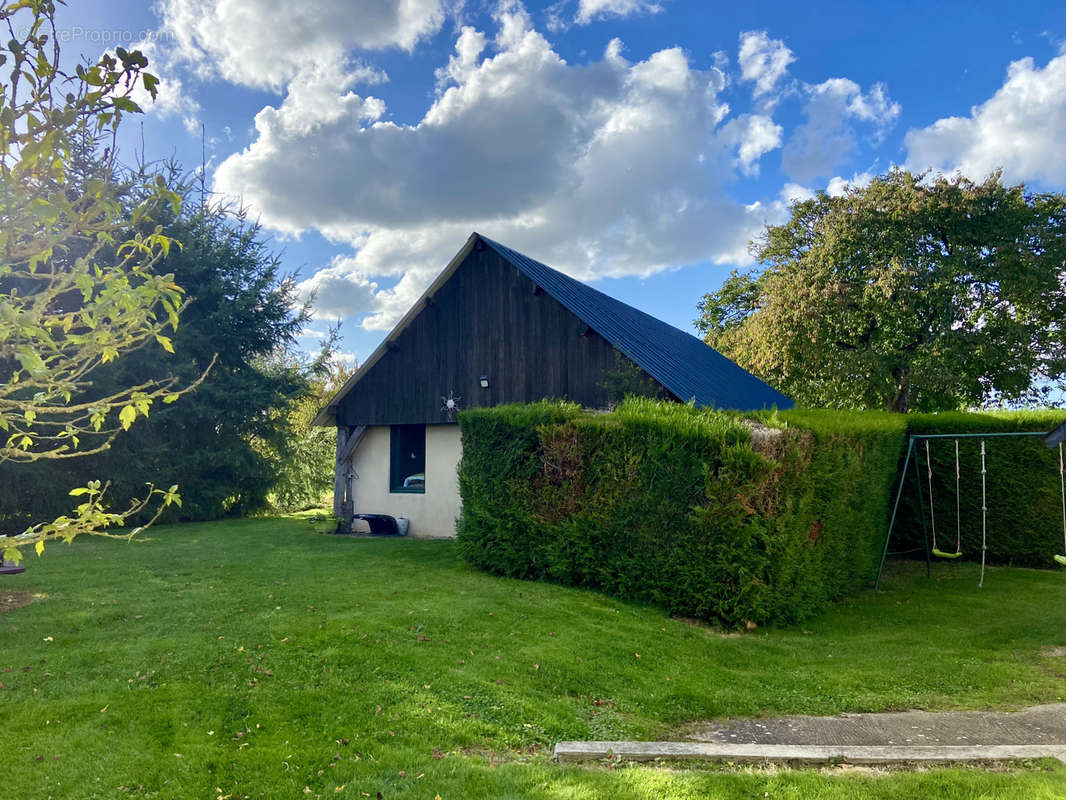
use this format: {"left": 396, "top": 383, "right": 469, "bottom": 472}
{"left": 895, "top": 410, "right": 1066, "bottom": 566}
{"left": 457, "top": 400, "right": 907, "bottom": 627}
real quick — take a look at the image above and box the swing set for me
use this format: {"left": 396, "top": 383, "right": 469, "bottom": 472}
{"left": 875, "top": 426, "right": 1066, "bottom": 589}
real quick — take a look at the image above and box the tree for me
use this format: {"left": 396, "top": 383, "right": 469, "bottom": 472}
{"left": 0, "top": 1, "right": 200, "bottom": 562}
{"left": 597, "top": 349, "right": 669, "bottom": 406}
{"left": 265, "top": 342, "right": 354, "bottom": 513}
{"left": 696, "top": 170, "right": 1066, "bottom": 412}
{"left": 50, "top": 187, "right": 315, "bottom": 521}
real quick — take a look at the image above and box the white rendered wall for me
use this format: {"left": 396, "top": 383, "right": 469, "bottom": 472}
{"left": 349, "top": 424, "right": 462, "bottom": 538}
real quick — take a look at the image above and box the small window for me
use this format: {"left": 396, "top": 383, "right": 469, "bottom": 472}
{"left": 390, "top": 424, "right": 426, "bottom": 493}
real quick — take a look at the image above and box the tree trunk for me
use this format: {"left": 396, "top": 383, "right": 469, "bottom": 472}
{"left": 887, "top": 366, "right": 911, "bottom": 413}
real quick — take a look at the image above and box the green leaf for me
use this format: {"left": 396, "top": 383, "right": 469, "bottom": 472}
{"left": 155, "top": 334, "right": 175, "bottom": 353}
{"left": 142, "top": 72, "right": 159, "bottom": 99}
{"left": 15, "top": 349, "right": 47, "bottom": 376}
{"left": 112, "top": 96, "right": 143, "bottom": 114}
{"left": 119, "top": 404, "right": 137, "bottom": 431}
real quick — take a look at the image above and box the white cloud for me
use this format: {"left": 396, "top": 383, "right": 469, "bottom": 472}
{"left": 781, "top": 78, "right": 900, "bottom": 182}
{"left": 905, "top": 52, "right": 1066, "bottom": 186}
{"left": 296, "top": 259, "right": 380, "bottom": 321}
{"left": 779, "top": 182, "right": 814, "bottom": 204}
{"left": 117, "top": 41, "right": 201, "bottom": 127}
{"left": 774, "top": 171, "right": 875, "bottom": 206}
{"left": 157, "top": 0, "right": 445, "bottom": 90}
{"left": 213, "top": 6, "right": 782, "bottom": 330}
{"left": 737, "top": 30, "right": 794, "bottom": 98}
{"left": 719, "top": 113, "right": 783, "bottom": 175}
{"left": 825, "top": 170, "right": 874, "bottom": 196}
{"left": 434, "top": 25, "right": 487, "bottom": 89}
{"left": 575, "top": 0, "right": 662, "bottom": 25}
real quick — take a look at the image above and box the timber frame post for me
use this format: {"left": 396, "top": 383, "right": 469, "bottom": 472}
{"left": 333, "top": 425, "right": 366, "bottom": 533}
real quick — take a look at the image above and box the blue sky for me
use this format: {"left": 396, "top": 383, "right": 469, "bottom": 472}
{"left": 55, "top": 0, "right": 1066, "bottom": 367}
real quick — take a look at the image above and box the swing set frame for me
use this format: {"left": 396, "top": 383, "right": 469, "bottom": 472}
{"left": 874, "top": 431, "right": 1053, "bottom": 589}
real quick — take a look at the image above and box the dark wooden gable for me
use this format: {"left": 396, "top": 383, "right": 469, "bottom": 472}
{"left": 336, "top": 244, "right": 663, "bottom": 426}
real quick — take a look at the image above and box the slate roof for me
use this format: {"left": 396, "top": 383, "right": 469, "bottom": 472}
{"left": 315, "top": 233, "right": 791, "bottom": 426}
{"left": 478, "top": 235, "right": 793, "bottom": 411}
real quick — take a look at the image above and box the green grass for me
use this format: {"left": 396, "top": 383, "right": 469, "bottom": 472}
{"left": 1, "top": 517, "right": 1065, "bottom": 798}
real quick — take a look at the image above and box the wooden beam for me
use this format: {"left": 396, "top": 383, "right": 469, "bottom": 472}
{"left": 333, "top": 427, "right": 349, "bottom": 521}
{"left": 337, "top": 425, "right": 366, "bottom": 464}
{"left": 334, "top": 425, "right": 366, "bottom": 528}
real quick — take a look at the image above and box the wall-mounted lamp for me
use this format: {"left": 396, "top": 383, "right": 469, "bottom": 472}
{"left": 479, "top": 375, "right": 490, "bottom": 389}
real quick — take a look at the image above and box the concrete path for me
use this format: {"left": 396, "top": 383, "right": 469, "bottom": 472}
{"left": 553, "top": 741, "right": 1066, "bottom": 764}
{"left": 555, "top": 704, "right": 1066, "bottom": 765}
{"left": 684, "top": 704, "right": 1066, "bottom": 746}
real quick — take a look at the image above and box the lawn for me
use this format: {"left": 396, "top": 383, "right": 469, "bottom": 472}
{"left": 1, "top": 517, "right": 1065, "bottom": 799}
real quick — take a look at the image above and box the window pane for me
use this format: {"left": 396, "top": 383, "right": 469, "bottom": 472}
{"left": 390, "top": 424, "right": 426, "bottom": 493}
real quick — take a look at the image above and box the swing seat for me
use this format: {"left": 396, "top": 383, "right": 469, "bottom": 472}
{"left": 1054, "top": 554, "right": 1066, "bottom": 567}
{"left": 932, "top": 548, "right": 963, "bottom": 559}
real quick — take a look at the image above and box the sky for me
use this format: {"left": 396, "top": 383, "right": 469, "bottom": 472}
{"left": 52, "top": 0, "right": 1066, "bottom": 367}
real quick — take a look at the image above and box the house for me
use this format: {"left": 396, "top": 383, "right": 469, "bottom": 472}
{"left": 313, "top": 233, "right": 793, "bottom": 537}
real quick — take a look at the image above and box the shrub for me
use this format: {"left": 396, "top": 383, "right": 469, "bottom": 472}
{"left": 457, "top": 400, "right": 907, "bottom": 627}
{"left": 456, "top": 401, "right": 582, "bottom": 578}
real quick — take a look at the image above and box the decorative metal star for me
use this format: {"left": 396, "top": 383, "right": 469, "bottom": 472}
{"left": 441, "top": 391, "right": 462, "bottom": 416}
